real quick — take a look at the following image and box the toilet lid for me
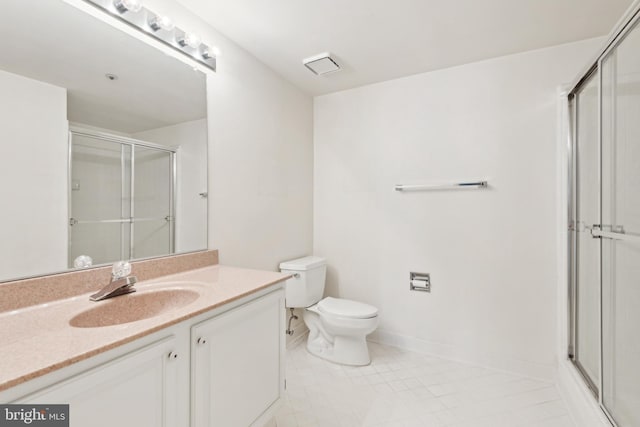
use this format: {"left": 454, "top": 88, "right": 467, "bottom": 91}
{"left": 317, "top": 297, "right": 378, "bottom": 319}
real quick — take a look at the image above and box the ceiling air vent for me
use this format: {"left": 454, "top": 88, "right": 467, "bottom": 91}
{"left": 303, "top": 52, "right": 341, "bottom": 75}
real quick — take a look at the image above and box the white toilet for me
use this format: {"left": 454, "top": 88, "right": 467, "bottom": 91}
{"left": 280, "top": 256, "right": 379, "bottom": 366}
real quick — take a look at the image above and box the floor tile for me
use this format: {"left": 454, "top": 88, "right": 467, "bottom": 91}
{"left": 274, "top": 341, "right": 575, "bottom": 427}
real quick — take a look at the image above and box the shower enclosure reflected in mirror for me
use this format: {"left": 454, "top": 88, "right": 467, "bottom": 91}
{"left": 69, "top": 131, "right": 177, "bottom": 267}
{"left": 0, "top": 0, "right": 208, "bottom": 282}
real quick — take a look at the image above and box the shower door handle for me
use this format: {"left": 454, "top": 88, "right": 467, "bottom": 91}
{"left": 69, "top": 218, "right": 133, "bottom": 226}
{"left": 591, "top": 227, "right": 640, "bottom": 244}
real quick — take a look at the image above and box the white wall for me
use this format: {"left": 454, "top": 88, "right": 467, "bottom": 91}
{"left": 0, "top": 69, "right": 68, "bottom": 281}
{"left": 134, "top": 119, "right": 208, "bottom": 254}
{"left": 313, "top": 38, "right": 603, "bottom": 379}
{"left": 140, "top": 0, "right": 315, "bottom": 272}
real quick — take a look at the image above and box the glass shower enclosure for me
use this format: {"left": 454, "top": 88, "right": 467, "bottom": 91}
{"left": 68, "top": 130, "right": 176, "bottom": 267}
{"left": 568, "top": 7, "right": 640, "bottom": 427}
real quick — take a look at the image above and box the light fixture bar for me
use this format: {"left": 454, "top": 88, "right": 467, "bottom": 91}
{"left": 81, "top": 0, "right": 216, "bottom": 72}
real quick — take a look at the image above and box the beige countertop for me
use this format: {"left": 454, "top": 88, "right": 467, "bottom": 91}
{"left": 0, "top": 265, "right": 289, "bottom": 392}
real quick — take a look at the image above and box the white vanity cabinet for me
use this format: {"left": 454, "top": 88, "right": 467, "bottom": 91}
{"left": 19, "top": 335, "right": 185, "bottom": 427}
{"left": 191, "top": 290, "right": 285, "bottom": 427}
{"left": 4, "top": 286, "right": 285, "bottom": 427}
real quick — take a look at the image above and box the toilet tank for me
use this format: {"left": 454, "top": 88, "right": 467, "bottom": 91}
{"left": 279, "top": 256, "right": 326, "bottom": 308}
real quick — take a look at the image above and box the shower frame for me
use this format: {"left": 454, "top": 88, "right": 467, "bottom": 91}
{"left": 68, "top": 127, "right": 177, "bottom": 264}
{"left": 567, "top": 65, "right": 600, "bottom": 398}
{"left": 566, "top": 2, "right": 640, "bottom": 426}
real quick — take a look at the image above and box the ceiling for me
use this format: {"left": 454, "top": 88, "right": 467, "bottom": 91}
{"left": 176, "top": 0, "right": 633, "bottom": 96}
{"left": 0, "top": 0, "right": 206, "bottom": 134}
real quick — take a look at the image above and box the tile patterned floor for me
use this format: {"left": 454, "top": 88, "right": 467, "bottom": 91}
{"left": 274, "top": 341, "right": 574, "bottom": 427}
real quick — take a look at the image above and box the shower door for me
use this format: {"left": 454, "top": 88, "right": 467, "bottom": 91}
{"left": 130, "top": 145, "right": 175, "bottom": 260}
{"left": 68, "top": 131, "right": 175, "bottom": 267}
{"left": 569, "top": 10, "right": 640, "bottom": 427}
{"left": 599, "top": 20, "right": 640, "bottom": 427}
{"left": 570, "top": 70, "right": 600, "bottom": 394}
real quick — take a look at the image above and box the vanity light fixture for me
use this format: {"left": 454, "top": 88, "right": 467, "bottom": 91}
{"left": 113, "top": 0, "right": 142, "bottom": 14}
{"left": 82, "top": 0, "right": 216, "bottom": 72}
{"left": 148, "top": 14, "right": 174, "bottom": 32}
{"left": 178, "top": 32, "right": 202, "bottom": 49}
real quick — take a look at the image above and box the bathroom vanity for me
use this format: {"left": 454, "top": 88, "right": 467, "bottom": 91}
{"left": 0, "top": 251, "right": 287, "bottom": 427}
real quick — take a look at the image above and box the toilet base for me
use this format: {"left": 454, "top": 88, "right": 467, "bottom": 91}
{"left": 306, "top": 334, "right": 371, "bottom": 366}
{"left": 303, "top": 307, "right": 374, "bottom": 366}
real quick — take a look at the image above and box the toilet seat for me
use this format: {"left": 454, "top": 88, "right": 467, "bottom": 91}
{"left": 317, "top": 297, "right": 378, "bottom": 319}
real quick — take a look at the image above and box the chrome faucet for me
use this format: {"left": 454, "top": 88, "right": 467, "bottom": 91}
{"left": 90, "top": 261, "right": 137, "bottom": 302}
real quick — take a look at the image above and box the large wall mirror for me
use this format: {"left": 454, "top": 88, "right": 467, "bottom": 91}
{"left": 0, "top": 0, "right": 208, "bottom": 282}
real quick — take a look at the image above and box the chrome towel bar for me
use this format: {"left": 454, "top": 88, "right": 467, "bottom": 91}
{"left": 394, "top": 181, "right": 488, "bottom": 192}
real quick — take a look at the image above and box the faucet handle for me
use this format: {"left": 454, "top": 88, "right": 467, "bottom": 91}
{"left": 111, "top": 261, "right": 132, "bottom": 280}
{"left": 73, "top": 255, "right": 93, "bottom": 269}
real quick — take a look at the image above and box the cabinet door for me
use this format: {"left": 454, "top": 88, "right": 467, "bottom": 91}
{"left": 18, "top": 336, "right": 182, "bottom": 427}
{"left": 192, "top": 290, "right": 284, "bottom": 427}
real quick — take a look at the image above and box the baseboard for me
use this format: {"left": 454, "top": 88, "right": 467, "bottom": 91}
{"left": 368, "top": 329, "right": 555, "bottom": 381}
{"left": 556, "top": 359, "right": 612, "bottom": 427}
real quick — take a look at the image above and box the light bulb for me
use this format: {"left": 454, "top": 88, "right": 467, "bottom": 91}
{"left": 149, "top": 14, "right": 175, "bottom": 32}
{"left": 202, "top": 45, "right": 221, "bottom": 59}
{"left": 114, "top": 0, "right": 143, "bottom": 14}
{"left": 178, "top": 32, "right": 201, "bottom": 49}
